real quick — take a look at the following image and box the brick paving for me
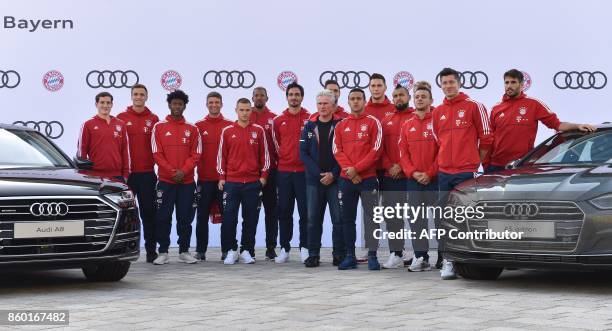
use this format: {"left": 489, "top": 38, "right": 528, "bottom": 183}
{"left": 2, "top": 248, "right": 612, "bottom": 330}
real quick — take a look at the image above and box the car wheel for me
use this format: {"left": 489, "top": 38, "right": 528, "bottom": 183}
{"left": 454, "top": 263, "right": 503, "bottom": 280}
{"left": 82, "top": 261, "right": 131, "bottom": 282}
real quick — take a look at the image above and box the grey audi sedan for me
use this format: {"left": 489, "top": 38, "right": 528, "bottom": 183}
{"left": 0, "top": 123, "right": 140, "bottom": 281}
{"left": 443, "top": 124, "right": 612, "bottom": 280}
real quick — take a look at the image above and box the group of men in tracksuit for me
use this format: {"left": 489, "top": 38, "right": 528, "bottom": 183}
{"left": 77, "top": 67, "right": 595, "bottom": 279}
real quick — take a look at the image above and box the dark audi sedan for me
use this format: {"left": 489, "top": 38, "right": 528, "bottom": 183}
{"left": 0, "top": 124, "right": 139, "bottom": 281}
{"left": 444, "top": 124, "right": 612, "bottom": 280}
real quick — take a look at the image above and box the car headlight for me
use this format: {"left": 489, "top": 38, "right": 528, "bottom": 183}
{"left": 590, "top": 194, "right": 612, "bottom": 210}
{"left": 105, "top": 190, "right": 135, "bottom": 208}
{"left": 447, "top": 190, "right": 477, "bottom": 207}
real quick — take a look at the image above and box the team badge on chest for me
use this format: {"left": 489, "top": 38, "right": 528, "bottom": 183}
{"left": 458, "top": 110, "right": 465, "bottom": 118}
{"left": 184, "top": 129, "right": 191, "bottom": 137}
{"left": 360, "top": 124, "right": 368, "bottom": 132}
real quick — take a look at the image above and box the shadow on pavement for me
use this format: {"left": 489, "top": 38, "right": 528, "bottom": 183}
{"left": 459, "top": 268, "right": 612, "bottom": 294}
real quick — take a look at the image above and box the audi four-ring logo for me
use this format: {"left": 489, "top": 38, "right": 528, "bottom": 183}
{"left": 436, "top": 71, "right": 488, "bottom": 89}
{"left": 0, "top": 70, "right": 21, "bottom": 88}
{"left": 553, "top": 71, "right": 607, "bottom": 89}
{"left": 319, "top": 71, "right": 371, "bottom": 89}
{"left": 12, "top": 120, "right": 64, "bottom": 139}
{"left": 29, "top": 202, "right": 70, "bottom": 217}
{"left": 86, "top": 70, "right": 139, "bottom": 88}
{"left": 203, "top": 70, "right": 256, "bottom": 88}
{"left": 503, "top": 203, "right": 539, "bottom": 217}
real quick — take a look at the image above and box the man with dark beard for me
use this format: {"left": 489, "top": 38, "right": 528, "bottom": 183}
{"left": 380, "top": 85, "right": 414, "bottom": 269}
{"left": 250, "top": 87, "right": 279, "bottom": 260}
{"left": 487, "top": 69, "right": 595, "bottom": 173}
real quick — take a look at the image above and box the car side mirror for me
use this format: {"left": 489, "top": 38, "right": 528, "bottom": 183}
{"left": 74, "top": 157, "right": 94, "bottom": 170}
{"left": 505, "top": 159, "right": 520, "bottom": 170}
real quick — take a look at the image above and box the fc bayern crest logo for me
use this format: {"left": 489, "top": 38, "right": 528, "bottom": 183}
{"left": 161, "top": 70, "right": 182, "bottom": 91}
{"left": 277, "top": 71, "right": 298, "bottom": 91}
{"left": 393, "top": 71, "right": 415, "bottom": 90}
{"left": 522, "top": 71, "right": 532, "bottom": 91}
{"left": 42, "top": 70, "right": 64, "bottom": 92}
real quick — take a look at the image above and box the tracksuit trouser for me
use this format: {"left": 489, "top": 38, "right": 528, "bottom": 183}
{"left": 338, "top": 177, "right": 379, "bottom": 257}
{"left": 127, "top": 171, "right": 158, "bottom": 255}
{"left": 261, "top": 169, "right": 279, "bottom": 249}
{"left": 380, "top": 176, "right": 407, "bottom": 256}
{"left": 406, "top": 178, "right": 438, "bottom": 260}
{"left": 155, "top": 181, "right": 196, "bottom": 254}
{"left": 195, "top": 180, "right": 223, "bottom": 254}
{"left": 220, "top": 181, "right": 262, "bottom": 256}
{"left": 277, "top": 171, "right": 308, "bottom": 252}
{"left": 437, "top": 172, "right": 474, "bottom": 255}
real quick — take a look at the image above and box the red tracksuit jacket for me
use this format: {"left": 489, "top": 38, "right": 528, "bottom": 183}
{"left": 398, "top": 112, "right": 438, "bottom": 179}
{"left": 335, "top": 106, "right": 350, "bottom": 119}
{"left": 151, "top": 115, "right": 202, "bottom": 184}
{"left": 333, "top": 113, "right": 383, "bottom": 180}
{"left": 432, "top": 92, "right": 493, "bottom": 174}
{"left": 116, "top": 106, "right": 159, "bottom": 173}
{"left": 217, "top": 122, "right": 270, "bottom": 183}
{"left": 272, "top": 108, "right": 310, "bottom": 172}
{"left": 77, "top": 115, "right": 129, "bottom": 178}
{"left": 489, "top": 92, "right": 561, "bottom": 167}
{"left": 381, "top": 107, "right": 414, "bottom": 178}
{"left": 250, "top": 106, "right": 278, "bottom": 169}
{"left": 195, "top": 115, "right": 233, "bottom": 182}
{"left": 365, "top": 97, "right": 394, "bottom": 170}
{"left": 365, "top": 96, "right": 396, "bottom": 122}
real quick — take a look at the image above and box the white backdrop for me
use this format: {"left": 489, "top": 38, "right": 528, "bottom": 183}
{"left": 1, "top": 0, "right": 610, "bottom": 249}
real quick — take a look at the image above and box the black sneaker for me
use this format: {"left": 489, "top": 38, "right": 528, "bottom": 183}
{"left": 146, "top": 252, "right": 158, "bottom": 263}
{"left": 304, "top": 256, "right": 320, "bottom": 267}
{"left": 221, "top": 251, "right": 227, "bottom": 261}
{"left": 333, "top": 255, "right": 345, "bottom": 266}
{"left": 435, "top": 254, "right": 444, "bottom": 269}
{"left": 265, "top": 247, "right": 277, "bottom": 260}
{"left": 403, "top": 258, "right": 413, "bottom": 267}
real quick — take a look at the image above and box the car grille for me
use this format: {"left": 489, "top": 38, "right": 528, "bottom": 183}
{"left": 468, "top": 201, "right": 585, "bottom": 252}
{"left": 0, "top": 197, "right": 118, "bottom": 257}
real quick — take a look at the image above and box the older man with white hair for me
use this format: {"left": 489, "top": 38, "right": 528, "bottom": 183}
{"left": 299, "top": 90, "right": 345, "bottom": 267}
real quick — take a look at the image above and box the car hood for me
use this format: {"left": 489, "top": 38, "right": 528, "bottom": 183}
{"left": 0, "top": 168, "right": 128, "bottom": 197}
{"left": 454, "top": 165, "right": 612, "bottom": 202}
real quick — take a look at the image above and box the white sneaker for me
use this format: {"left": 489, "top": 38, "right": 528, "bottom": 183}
{"left": 240, "top": 250, "right": 255, "bottom": 264}
{"left": 408, "top": 257, "right": 432, "bottom": 272}
{"left": 224, "top": 250, "right": 238, "bottom": 265}
{"left": 275, "top": 248, "right": 289, "bottom": 263}
{"left": 153, "top": 253, "right": 169, "bottom": 265}
{"left": 178, "top": 252, "right": 198, "bottom": 264}
{"left": 300, "top": 247, "right": 309, "bottom": 263}
{"left": 440, "top": 259, "right": 457, "bottom": 280}
{"left": 382, "top": 253, "right": 404, "bottom": 269}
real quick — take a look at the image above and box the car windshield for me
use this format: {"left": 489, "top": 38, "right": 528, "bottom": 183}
{"left": 0, "top": 128, "right": 71, "bottom": 169}
{"left": 522, "top": 130, "right": 612, "bottom": 166}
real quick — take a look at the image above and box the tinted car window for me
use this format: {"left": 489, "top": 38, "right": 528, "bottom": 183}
{"left": 523, "top": 130, "right": 612, "bottom": 166}
{"left": 0, "top": 128, "right": 70, "bottom": 168}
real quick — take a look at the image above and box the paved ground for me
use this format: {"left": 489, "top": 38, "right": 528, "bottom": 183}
{"left": 2, "top": 248, "right": 612, "bottom": 330}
